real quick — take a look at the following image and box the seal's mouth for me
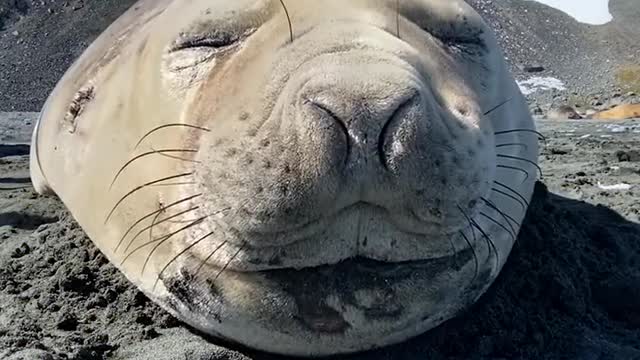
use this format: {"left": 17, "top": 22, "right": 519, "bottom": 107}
{"left": 187, "top": 200, "right": 477, "bottom": 274}
{"left": 257, "top": 250, "right": 471, "bottom": 275}
{"left": 237, "top": 201, "right": 468, "bottom": 242}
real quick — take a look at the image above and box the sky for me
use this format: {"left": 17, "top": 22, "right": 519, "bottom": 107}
{"left": 527, "top": 0, "right": 613, "bottom": 25}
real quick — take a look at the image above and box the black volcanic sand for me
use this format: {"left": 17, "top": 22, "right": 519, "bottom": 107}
{"left": 1, "top": 114, "right": 639, "bottom": 359}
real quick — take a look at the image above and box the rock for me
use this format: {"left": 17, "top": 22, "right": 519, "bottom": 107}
{"left": 615, "top": 150, "right": 640, "bottom": 162}
{"left": 114, "top": 328, "right": 252, "bottom": 360}
{"left": 11, "top": 243, "right": 31, "bottom": 258}
{"left": 56, "top": 312, "right": 78, "bottom": 331}
{"left": 521, "top": 64, "right": 545, "bottom": 73}
{"left": 5, "top": 349, "right": 54, "bottom": 360}
{"left": 530, "top": 104, "right": 544, "bottom": 116}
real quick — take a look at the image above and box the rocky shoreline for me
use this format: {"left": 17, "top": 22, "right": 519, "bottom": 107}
{"left": 530, "top": 89, "right": 640, "bottom": 120}
{"left": 1, "top": 113, "right": 639, "bottom": 359}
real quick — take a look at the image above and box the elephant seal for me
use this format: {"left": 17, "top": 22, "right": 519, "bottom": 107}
{"left": 589, "top": 103, "right": 640, "bottom": 120}
{"left": 30, "top": 0, "right": 540, "bottom": 356}
{"left": 546, "top": 105, "right": 582, "bottom": 120}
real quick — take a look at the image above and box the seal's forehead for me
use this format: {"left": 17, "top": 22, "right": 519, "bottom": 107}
{"left": 157, "top": 0, "right": 487, "bottom": 50}
{"left": 165, "top": 0, "right": 474, "bottom": 23}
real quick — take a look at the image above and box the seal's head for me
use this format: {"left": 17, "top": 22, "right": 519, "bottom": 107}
{"left": 31, "top": 0, "right": 540, "bottom": 356}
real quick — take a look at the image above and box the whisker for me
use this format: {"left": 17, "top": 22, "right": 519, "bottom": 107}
{"left": 120, "top": 216, "right": 206, "bottom": 266}
{"left": 150, "top": 182, "right": 197, "bottom": 187}
{"left": 496, "top": 142, "right": 528, "bottom": 151}
{"left": 123, "top": 206, "right": 200, "bottom": 254}
{"left": 135, "top": 124, "right": 210, "bottom": 149}
{"left": 395, "top": 0, "right": 400, "bottom": 38}
{"left": 153, "top": 231, "right": 217, "bottom": 291}
{"left": 142, "top": 214, "right": 211, "bottom": 275}
{"left": 104, "top": 172, "right": 193, "bottom": 225}
{"left": 151, "top": 145, "right": 200, "bottom": 163}
{"left": 110, "top": 149, "right": 198, "bottom": 189}
{"left": 148, "top": 210, "right": 163, "bottom": 249}
{"left": 194, "top": 241, "right": 228, "bottom": 278}
{"left": 458, "top": 230, "right": 478, "bottom": 282}
{"left": 278, "top": 0, "right": 293, "bottom": 43}
{"left": 459, "top": 207, "right": 480, "bottom": 282}
{"left": 458, "top": 206, "right": 479, "bottom": 248}
{"left": 139, "top": 204, "right": 233, "bottom": 275}
{"left": 496, "top": 164, "right": 530, "bottom": 182}
{"left": 469, "top": 216, "right": 499, "bottom": 270}
{"left": 496, "top": 154, "right": 543, "bottom": 178}
{"left": 214, "top": 243, "right": 246, "bottom": 281}
{"left": 494, "top": 128, "right": 546, "bottom": 143}
{"left": 163, "top": 217, "right": 205, "bottom": 224}
{"left": 114, "top": 193, "right": 202, "bottom": 252}
{"left": 448, "top": 238, "right": 459, "bottom": 269}
{"left": 480, "top": 211, "right": 515, "bottom": 240}
{"left": 493, "top": 180, "right": 530, "bottom": 208}
{"left": 190, "top": 198, "right": 256, "bottom": 276}
{"left": 483, "top": 97, "right": 512, "bottom": 116}
{"left": 481, "top": 197, "right": 518, "bottom": 231}
{"left": 491, "top": 187, "right": 525, "bottom": 211}
{"left": 140, "top": 204, "right": 232, "bottom": 228}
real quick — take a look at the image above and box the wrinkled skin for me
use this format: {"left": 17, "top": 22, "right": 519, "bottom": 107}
{"left": 30, "top": 0, "right": 539, "bottom": 356}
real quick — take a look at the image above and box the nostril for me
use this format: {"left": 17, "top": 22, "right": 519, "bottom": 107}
{"left": 306, "top": 98, "right": 351, "bottom": 164}
{"left": 378, "top": 94, "right": 419, "bottom": 171}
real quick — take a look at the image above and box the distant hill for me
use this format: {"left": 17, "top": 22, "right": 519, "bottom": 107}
{"left": 467, "top": 0, "right": 640, "bottom": 102}
{"left": 0, "top": 0, "right": 638, "bottom": 111}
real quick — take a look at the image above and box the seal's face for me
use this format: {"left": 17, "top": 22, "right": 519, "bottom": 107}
{"left": 34, "top": 0, "right": 538, "bottom": 356}
{"left": 147, "top": 0, "right": 538, "bottom": 355}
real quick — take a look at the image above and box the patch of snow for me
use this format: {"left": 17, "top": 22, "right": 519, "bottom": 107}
{"left": 517, "top": 77, "right": 566, "bottom": 95}
{"left": 579, "top": 134, "right": 591, "bottom": 139}
{"left": 597, "top": 182, "right": 633, "bottom": 191}
{"left": 524, "top": 0, "right": 612, "bottom": 25}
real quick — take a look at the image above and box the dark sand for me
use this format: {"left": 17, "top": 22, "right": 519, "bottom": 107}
{"left": 1, "top": 114, "right": 639, "bottom": 359}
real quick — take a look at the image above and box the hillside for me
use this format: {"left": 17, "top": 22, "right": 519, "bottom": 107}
{"left": 0, "top": 0, "right": 639, "bottom": 111}
{"left": 467, "top": 0, "right": 640, "bottom": 106}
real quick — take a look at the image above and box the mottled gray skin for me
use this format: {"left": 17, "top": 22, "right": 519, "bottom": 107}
{"left": 30, "top": 0, "right": 539, "bottom": 356}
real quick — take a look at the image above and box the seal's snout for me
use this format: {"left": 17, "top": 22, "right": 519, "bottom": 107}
{"left": 196, "top": 53, "right": 492, "bottom": 245}
{"left": 294, "top": 62, "right": 425, "bottom": 172}
{"left": 301, "top": 82, "right": 421, "bottom": 171}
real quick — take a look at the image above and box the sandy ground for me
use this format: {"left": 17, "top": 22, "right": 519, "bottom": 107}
{"left": 0, "top": 113, "right": 639, "bottom": 359}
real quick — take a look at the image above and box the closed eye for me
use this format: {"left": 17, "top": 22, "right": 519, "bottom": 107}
{"left": 169, "top": 28, "right": 254, "bottom": 52}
